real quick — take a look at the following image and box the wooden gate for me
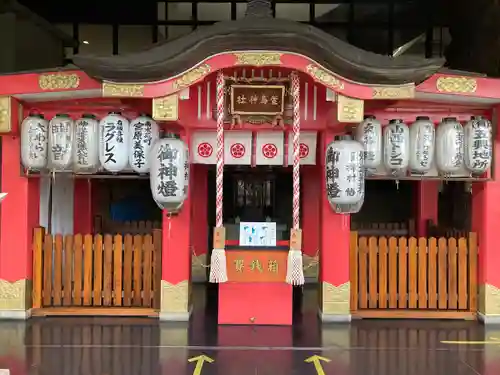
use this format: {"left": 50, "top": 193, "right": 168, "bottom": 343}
{"left": 32, "top": 228, "right": 162, "bottom": 316}
{"left": 350, "top": 232, "right": 478, "bottom": 319}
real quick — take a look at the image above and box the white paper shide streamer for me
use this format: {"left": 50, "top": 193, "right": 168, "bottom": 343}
{"left": 383, "top": 119, "right": 409, "bottom": 176}
{"left": 129, "top": 114, "right": 159, "bottom": 174}
{"left": 355, "top": 115, "right": 382, "bottom": 173}
{"left": 464, "top": 116, "right": 492, "bottom": 175}
{"left": 48, "top": 114, "right": 74, "bottom": 171}
{"left": 325, "top": 138, "right": 365, "bottom": 214}
{"left": 73, "top": 114, "right": 99, "bottom": 173}
{"left": 149, "top": 137, "right": 188, "bottom": 213}
{"left": 409, "top": 116, "right": 435, "bottom": 174}
{"left": 21, "top": 113, "right": 49, "bottom": 170}
{"left": 99, "top": 112, "right": 129, "bottom": 173}
{"left": 436, "top": 117, "right": 464, "bottom": 175}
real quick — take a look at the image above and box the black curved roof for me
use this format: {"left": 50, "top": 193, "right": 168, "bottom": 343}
{"left": 72, "top": 0, "right": 444, "bottom": 85}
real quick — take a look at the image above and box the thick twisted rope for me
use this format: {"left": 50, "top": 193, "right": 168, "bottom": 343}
{"left": 286, "top": 71, "right": 304, "bottom": 285}
{"left": 209, "top": 70, "right": 228, "bottom": 283}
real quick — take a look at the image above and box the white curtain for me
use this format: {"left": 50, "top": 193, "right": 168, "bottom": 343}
{"left": 39, "top": 176, "right": 74, "bottom": 235}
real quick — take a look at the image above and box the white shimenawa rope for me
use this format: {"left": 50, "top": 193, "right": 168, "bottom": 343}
{"left": 286, "top": 71, "right": 305, "bottom": 285}
{"left": 209, "top": 70, "right": 228, "bottom": 283}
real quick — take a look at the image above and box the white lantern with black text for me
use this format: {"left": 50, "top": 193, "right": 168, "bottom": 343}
{"left": 149, "top": 136, "right": 189, "bottom": 212}
{"left": 99, "top": 112, "right": 129, "bottom": 173}
{"left": 73, "top": 114, "right": 99, "bottom": 173}
{"left": 21, "top": 113, "right": 49, "bottom": 170}
{"left": 355, "top": 115, "right": 382, "bottom": 171}
{"left": 383, "top": 119, "right": 410, "bottom": 175}
{"left": 409, "top": 116, "right": 435, "bottom": 174}
{"left": 325, "top": 137, "right": 365, "bottom": 209}
{"left": 436, "top": 117, "right": 464, "bottom": 174}
{"left": 464, "top": 116, "right": 492, "bottom": 174}
{"left": 48, "top": 114, "right": 73, "bottom": 171}
{"left": 129, "top": 114, "right": 159, "bottom": 174}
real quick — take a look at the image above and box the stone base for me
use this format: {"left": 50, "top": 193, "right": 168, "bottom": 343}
{"left": 477, "top": 312, "right": 500, "bottom": 325}
{"left": 0, "top": 309, "right": 31, "bottom": 320}
{"left": 318, "top": 308, "right": 351, "bottom": 323}
{"left": 159, "top": 305, "right": 193, "bottom": 322}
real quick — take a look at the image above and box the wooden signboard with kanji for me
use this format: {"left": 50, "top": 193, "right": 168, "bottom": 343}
{"left": 226, "top": 250, "right": 287, "bottom": 282}
{"left": 230, "top": 85, "right": 285, "bottom": 115}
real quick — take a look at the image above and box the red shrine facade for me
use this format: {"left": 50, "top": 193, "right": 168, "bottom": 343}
{"left": 0, "top": 0, "right": 499, "bottom": 324}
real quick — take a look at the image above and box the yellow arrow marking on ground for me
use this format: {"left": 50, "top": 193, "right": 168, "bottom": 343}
{"left": 305, "top": 355, "right": 331, "bottom": 375}
{"left": 441, "top": 337, "right": 500, "bottom": 345}
{"left": 188, "top": 354, "right": 214, "bottom": 375}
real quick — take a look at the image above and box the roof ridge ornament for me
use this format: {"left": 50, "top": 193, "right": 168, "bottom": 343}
{"left": 245, "top": 0, "right": 273, "bottom": 18}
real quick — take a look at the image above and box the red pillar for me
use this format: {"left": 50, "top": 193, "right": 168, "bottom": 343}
{"left": 302, "top": 165, "right": 320, "bottom": 280}
{"left": 0, "top": 109, "right": 40, "bottom": 317}
{"left": 190, "top": 164, "right": 208, "bottom": 282}
{"left": 474, "top": 106, "right": 500, "bottom": 324}
{"left": 319, "top": 131, "right": 351, "bottom": 322}
{"left": 73, "top": 179, "right": 93, "bottom": 234}
{"left": 159, "top": 136, "right": 192, "bottom": 321}
{"left": 415, "top": 181, "right": 439, "bottom": 237}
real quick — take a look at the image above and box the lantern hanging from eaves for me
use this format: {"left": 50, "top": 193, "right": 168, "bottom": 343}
{"left": 325, "top": 136, "right": 365, "bottom": 213}
{"left": 383, "top": 119, "right": 410, "bottom": 176}
{"left": 48, "top": 113, "right": 74, "bottom": 171}
{"left": 129, "top": 114, "right": 159, "bottom": 174}
{"left": 436, "top": 117, "right": 464, "bottom": 175}
{"left": 99, "top": 112, "right": 130, "bottom": 173}
{"left": 409, "top": 116, "right": 435, "bottom": 174}
{"left": 149, "top": 134, "right": 189, "bottom": 213}
{"left": 73, "top": 114, "right": 99, "bottom": 174}
{"left": 21, "top": 113, "right": 49, "bottom": 171}
{"left": 464, "top": 115, "right": 492, "bottom": 175}
{"left": 355, "top": 115, "right": 382, "bottom": 173}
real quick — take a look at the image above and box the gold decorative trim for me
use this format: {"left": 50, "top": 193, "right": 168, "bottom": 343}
{"left": 321, "top": 281, "right": 350, "bottom": 315}
{"left": 436, "top": 76, "right": 477, "bottom": 94}
{"left": 479, "top": 283, "right": 500, "bottom": 315}
{"left": 0, "top": 96, "right": 12, "bottom": 133}
{"left": 372, "top": 85, "right": 415, "bottom": 99}
{"left": 0, "top": 279, "right": 30, "bottom": 310}
{"left": 173, "top": 64, "right": 211, "bottom": 89}
{"left": 152, "top": 95, "right": 179, "bottom": 121}
{"left": 337, "top": 94, "right": 364, "bottom": 123}
{"left": 102, "top": 82, "right": 144, "bottom": 97}
{"left": 38, "top": 73, "right": 80, "bottom": 90}
{"left": 161, "top": 280, "right": 190, "bottom": 313}
{"left": 306, "top": 65, "right": 345, "bottom": 91}
{"left": 234, "top": 52, "right": 282, "bottom": 66}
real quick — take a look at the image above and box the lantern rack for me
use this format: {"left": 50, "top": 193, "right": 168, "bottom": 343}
{"left": 365, "top": 175, "right": 492, "bottom": 182}
{"left": 22, "top": 170, "right": 149, "bottom": 180}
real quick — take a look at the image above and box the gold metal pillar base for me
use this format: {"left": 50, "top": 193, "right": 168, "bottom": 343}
{"left": 160, "top": 280, "right": 192, "bottom": 321}
{"left": 0, "top": 279, "right": 31, "bottom": 313}
{"left": 478, "top": 283, "right": 500, "bottom": 316}
{"left": 320, "top": 281, "right": 350, "bottom": 318}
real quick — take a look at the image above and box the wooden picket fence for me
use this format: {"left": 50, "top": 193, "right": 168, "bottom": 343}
{"left": 350, "top": 232, "right": 478, "bottom": 319}
{"left": 32, "top": 227, "right": 162, "bottom": 316}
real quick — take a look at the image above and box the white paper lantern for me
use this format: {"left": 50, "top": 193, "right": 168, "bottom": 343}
{"left": 99, "top": 112, "right": 129, "bottom": 173}
{"left": 149, "top": 136, "right": 189, "bottom": 212}
{"left": 21, "top": 113, "right": 49, "bottom": 170}
{"left": 383, "top": 119, "right": 410, "bottom": 174}
{"left": 355, "top": 115, "right": 382, "bottom": 170}
{"left": 436, "top": 117, "right": 464, "bottom": 174}
{"left": 129, "top": 115, "right": 159, "bottom": 174}
{"left": 325, "top": 137, "right": 365, "bottom": 208}
{"left": 464, "top": 116, "right": 492, "bottom": 174}
{"left": 409, "top": 116, "right": 435, "bottom": 174}
{"left": 183, "top": 147, "right": 189, "bottom": 199}
{"left": 48, "top": 114, "right": 74, "bottom": 171}
{"left": 73, "top": 114, "right": 99, "bottom": 173}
